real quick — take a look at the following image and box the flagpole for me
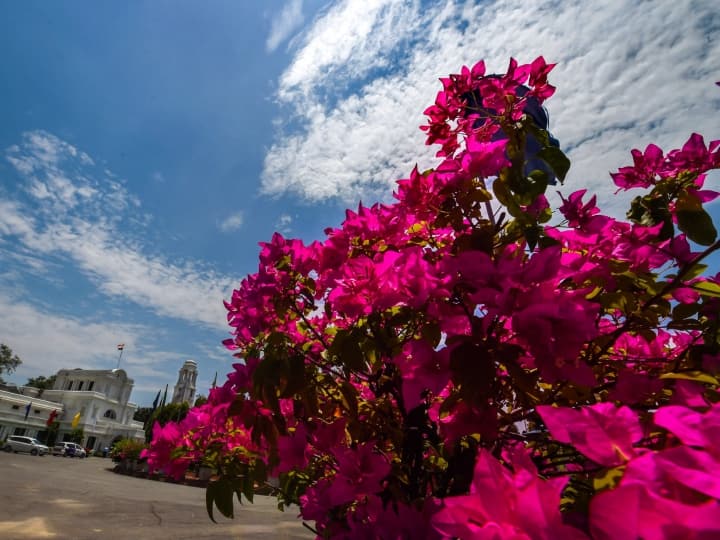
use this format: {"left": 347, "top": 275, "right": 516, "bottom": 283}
{"left": 116, "top": 345, "right": 124, "bottom": 369}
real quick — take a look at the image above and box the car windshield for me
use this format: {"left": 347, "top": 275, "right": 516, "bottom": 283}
{"left": 30, "top": 439, "right": 42, "bottom": 444}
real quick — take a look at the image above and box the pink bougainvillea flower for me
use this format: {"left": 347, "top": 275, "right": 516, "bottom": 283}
{"left": 299, "top": 477, "right": 334, "bottom": 525}
{"left": 349, "top": 495, "right": 444, "bottom": 540}
{"left": 666, "top": 133, "right": 719, "bottom": 175}
{"left": 669, "top": 379, "right": 709, "bottom": 408}
{"left": 143, "top": 421, "right": 189, "bottom": 479}
{"left": 654, "top": 402, "right": 720, "bottom": 454}
{"left": 431, "top": 398, "right": 498, "bottom": 444}
{"left": 275, "top": 423, "right": 309, "bottom": 475}
{"left": 558, "top": 189, "right": 609, "bottom": 232}
{"left": 460, "top": 137, "right": 510, "bottom": 178}
{"left": 433, "top": 449, "right": 587, "bottom": 539}
{"left": 225, "top": 358, "right": 260, "bottom": 393}
{"left": 610, "top": 369, "right": 664, "bottom": 404}
{"left": 325, "top": 443, "right": 391, "bottom": 507}
{"left": 309, "top": 418, "right": 348, "bottom": 454}
{"left": 537, "top": 403, "right": 642, "bottom": 466}
{"left": 590, "top": 482, "right": 720, "bottom": 540}
{"left": 611, "top": 143, "right": 665, "bottom": 189}
{"left": 394, "top": 339, "right": 451, "bottom": 410}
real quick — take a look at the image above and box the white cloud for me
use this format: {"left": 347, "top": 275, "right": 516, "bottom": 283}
{"left": 266, "top": 0, "right": 305, "bottom": 53}
{"left": 0, "top": 289, "right": 209, "bottom": 404}
{"left": 0, "top": 290, "right": 147, "bottom": 380}
{"left": 218, "top": 211, "right": 245, "bottom": 232}
{"left": 264, "top": 0, "right": 720, "bottom": 216}
{"left": 2, "top": 131, "right": 238, "bottom": 330}
{"left": 276, "top": 213, "right": 293, "bottom": 234}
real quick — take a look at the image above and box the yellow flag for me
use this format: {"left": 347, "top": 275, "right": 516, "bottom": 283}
{"left": 71, "top": 412, "right": 81, "bottom": 428}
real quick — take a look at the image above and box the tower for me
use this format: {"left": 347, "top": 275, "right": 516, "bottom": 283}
{"left": 171, "top": 360, "right": 197, "bottom": 405}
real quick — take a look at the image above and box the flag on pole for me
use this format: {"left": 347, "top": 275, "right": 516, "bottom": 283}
{"left": 160, "top": 384, "right": 168, "bottom": 408}
{"left": 117, "top": 344, "right": 125, "bottom": 351}
{"left": 71, "top": 412, "right": 81, "bottom": 429}
{"left": 151, "top": 390, "right": 161, "bottom": 411}
{"left": 47, "top": 409, "right": 59, "bottom": 426}
{"left": 24, "top": 402, "right": 32, "bottom": 420}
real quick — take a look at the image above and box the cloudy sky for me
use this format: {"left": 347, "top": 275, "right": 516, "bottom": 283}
{"left": 1, "top": 0, "right": 718, "bottom": 406}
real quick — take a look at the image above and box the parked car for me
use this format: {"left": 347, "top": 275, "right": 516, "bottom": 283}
{"left": 2, "top": 435, "right": 49, "bottom": 456}
{"left": 52, "top": 441, "right": 87, "bottom": 458}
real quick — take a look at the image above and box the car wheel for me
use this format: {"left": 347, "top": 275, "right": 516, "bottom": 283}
{"left": 3, "top": 445, "right": 11, "bottom": 452}
{"left": 31, "top": 449, "right": 38, "bottom": 456}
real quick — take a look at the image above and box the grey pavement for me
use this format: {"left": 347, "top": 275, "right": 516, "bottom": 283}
{"left": 0, "top": 452, "right": 313, "bottom": 540}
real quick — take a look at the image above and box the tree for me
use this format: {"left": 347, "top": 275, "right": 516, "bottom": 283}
{"left": 25, "top": 374, "right": 56, "bottom": 390}
{"left": 67, "top": 428, "right": 84, "bottom": 444}
{"left": 44, "top": 421, "right": 60, "bottom": 448}
{"left": 193, "top": 395, "right": 208, "bottom": 407}
{"left": 0, "top": 343, "right": 22, "bottom": 384}
{"left": 143, "top": 402, "right": 189, "bottom": 442}
{"left": 144, "top": 58, "right": 720, "bottom": 538}
{"left": 133, "top": 407, "right": 154, "bottom": 423}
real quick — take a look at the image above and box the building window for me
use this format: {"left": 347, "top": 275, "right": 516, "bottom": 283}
{"left": 66, "top": 381, "right": 73, "bottom": 390}
{"left": 11, "top": 405, "right": 19, "bottom": 410}
{"left": 78, "top": 381, "right": 84, "bottom": 391}
{"left": 13, "top": 427, "right": 26, "bottom": 436}
{"left": 104, "top": 409, "right": 117, "bottom": 420}
{"left": 88, "top": 381, "right": 94, "bottom": 391}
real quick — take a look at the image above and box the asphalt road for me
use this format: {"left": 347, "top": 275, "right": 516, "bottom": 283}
{"left": 0, "top": 451, "right": 313, "bottom": 540}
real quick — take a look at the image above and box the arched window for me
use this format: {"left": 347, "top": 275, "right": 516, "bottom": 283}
{"left": 103, "top": 409, "right": 117, "bottom": 420}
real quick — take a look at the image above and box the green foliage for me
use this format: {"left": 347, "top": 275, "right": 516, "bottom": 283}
{"left": 205, "top": 458, "right": 266, "bottom": 521}
{"left": 25, "top": 374, "right": 56, "bottom": 390}
{"left": 45, "top": 422, "right": 59, "bottom": 447}
{"left": 111, "top": 438, "right": 147, "bottom": 460}
{"left": 144, "top": 402, "right": 190, "bottom": 441}
{"left": 133, "top": 407, "right": 154, "bottom": 423}
{"left": 0, "top": 343, "right": 22, "bottom": 384}
{"left": 67, "top": 428, "right": 84, "bottom": 444}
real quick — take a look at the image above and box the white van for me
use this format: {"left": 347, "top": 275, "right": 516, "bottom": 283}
{"left": 3, "top": 435, "right": 49, "bottom": 456}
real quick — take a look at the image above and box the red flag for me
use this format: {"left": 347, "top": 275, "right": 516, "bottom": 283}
{"left": 47, "top": 409, "right": 58, "bottom": 426}
{"left": 117, "top": 344, "right": 125, "bottom": 350}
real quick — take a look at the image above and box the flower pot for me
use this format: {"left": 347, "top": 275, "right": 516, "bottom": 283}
{"left": 198, "top": 465, "right": 213, "bottom": 481}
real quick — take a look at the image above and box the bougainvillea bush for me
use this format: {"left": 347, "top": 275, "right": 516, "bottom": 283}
{"left": 143, "top": 57, "right": 720, "bottom": 538}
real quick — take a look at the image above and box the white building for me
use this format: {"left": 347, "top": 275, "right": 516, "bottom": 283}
{"left": 0, "top": 367, "right": 145, "bottom": 451}
{"left": 0, "top": 390, "right": 62, "bottom": 442}
{"left": 171, "top": 359, "right": 197, "bottom": 405}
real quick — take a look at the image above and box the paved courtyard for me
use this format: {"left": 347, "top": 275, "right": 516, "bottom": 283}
{"left": 0, "top": 452, "right": 313, "bottom": 539}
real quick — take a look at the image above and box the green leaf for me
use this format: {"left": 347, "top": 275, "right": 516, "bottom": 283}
{"left": 666, "top": 319, "right": 702, "bottom": 330}
{"left": 676, "top": 192, "right": 717, "bottom": 246}
{"left": 536, "top": 146, "right": 570, "bottom": 183}
{"left": 672, "top": 302, "right": 699, "bottom": 320}
{"left": 329, "top": 329, "right": 366, "bottom": 372}
{"left": 691, "top": 280, "right": 720, "bottom": 298}
{"left": 526, "top": 169, "right": 549, "bottom": 199}
{"left": 421, "top": 323, "right": 442, "bottom": 348}
{"left": 677, "top": 210, "right": 717, "bottom": 246}
{"left": 338, "top": 381, "right": 359, "bottom": 416}
{"left": 593, "top": 466, "right": 626, "bottom": 491}
{"left": 660, "top": 371, "right": 719, "bottom": 385}
{"left": 242, "top": 475, "right": 255, "bottom": 504}
{"left": 684, "top": 263, "right": 707, "bottom": 280}
{"left": 206, "top": 483, "right": 217, "bottom": 523}
{"left": 525, "top": 122, "right": 552, "bottom": 147}
{"left": 215, "top": 478, "right": 235, "bottom": 519}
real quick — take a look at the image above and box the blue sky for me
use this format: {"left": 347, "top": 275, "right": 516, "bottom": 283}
{"left": 1, "top": 0, "right": 718, "bottom": 406}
